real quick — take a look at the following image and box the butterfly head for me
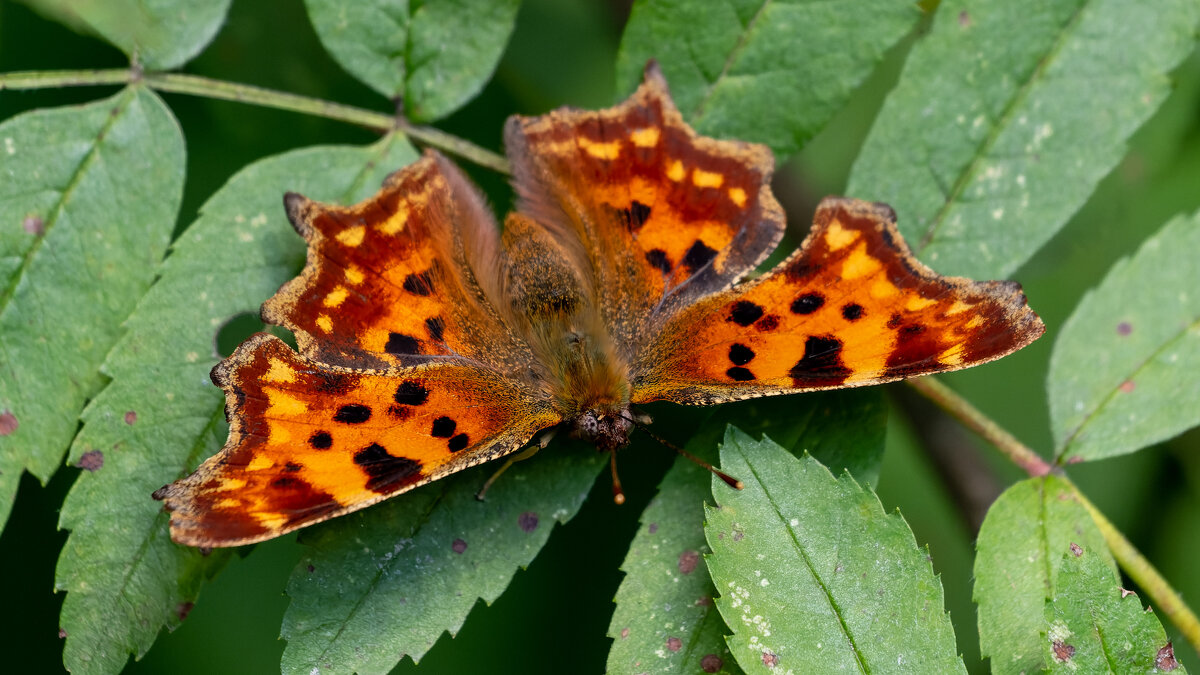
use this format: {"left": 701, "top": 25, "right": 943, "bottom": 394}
{"left": 571, "top": 406, "right": 634, "bottom": 452}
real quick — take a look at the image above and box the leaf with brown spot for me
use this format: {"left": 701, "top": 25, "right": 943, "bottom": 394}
{"left": 1050, "top": 209, "right": 1200, "bottom": 462}
{"left": 975, "top": 476, "right": 1117, "bottom": 672}
{"left": 0, "top": 87, "right": 184, "bottom": 534}
{"left": 1045, "top": 541, "right": 1186, "bottom": 673}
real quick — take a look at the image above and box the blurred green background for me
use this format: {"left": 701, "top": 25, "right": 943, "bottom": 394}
{"left": 1, "top": 0, "right": 1197, "bottom": 672}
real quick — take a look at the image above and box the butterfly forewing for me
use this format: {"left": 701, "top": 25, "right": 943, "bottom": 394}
{"left": 264, "top": 152, "right": 532, "bottom": 374}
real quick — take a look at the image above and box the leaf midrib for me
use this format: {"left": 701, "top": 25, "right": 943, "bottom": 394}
{"left": 307, "top": 482, "right": 448, "bottom": 668}
{"left": 917, "top": 1, "right": 1091, "bottom": 252}
{"left": 0, "top": 87, "right": 135, "bottom": 315}
{"left": 690, "top": 0, "right": 773, "bottom": 122}
{"left": 738, "top": 448, "right": 869, "bottom": 672}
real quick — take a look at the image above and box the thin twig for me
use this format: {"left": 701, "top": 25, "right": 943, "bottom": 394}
{"left": 0, "top": 68, "right": 511, "bottom": 174}
{"left": 908, "top": 376, "right": 1200, "bottom": 655}
{"left": 1066, "top": 478, "right": 1200, "bottom": 651}
{"left": 906, "top": 376, "right": 1052, "bottom": 476}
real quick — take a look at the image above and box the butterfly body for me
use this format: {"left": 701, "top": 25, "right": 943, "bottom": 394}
{"left": 498, "top": 212, "right": 636, "bottom": 451}
{"left": 155, "top": 64, "right": 1044, "bottom": 547}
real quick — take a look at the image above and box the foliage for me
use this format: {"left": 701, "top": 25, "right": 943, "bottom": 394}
{"left": 1, "top": 0, "right": 1198, "bottom": 673}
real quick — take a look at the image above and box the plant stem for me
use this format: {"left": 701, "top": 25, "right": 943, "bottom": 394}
{"left": 906, "top": 377, "right": 1052, "bottom": 476}
{"left": 0, "top": 68, "right": 512, "bottom": 174}
{"left": 908, "top": 376, "right": 1200, "bottom": 656}
{"left": 1066, "top": 477, "right": 1200, "bottom": 652}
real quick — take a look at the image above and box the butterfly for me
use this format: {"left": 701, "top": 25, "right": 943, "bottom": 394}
{"left": 154, "top": 64, "right": 1043, "bottom": 547}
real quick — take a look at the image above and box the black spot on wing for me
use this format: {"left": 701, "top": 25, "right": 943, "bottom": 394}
{"left": 726, "top": 367, "right": 756, "bottom": 381}
{"left": 394, "top": 381, "right": 429, "bottom": 406}
{"left": 448, "top": 433, "right": 470, "bottom": 452}
{"left": 790, "top": 292, "right": 824, "bottom": 315}
{"left": 789, "top": 335, "right": 851, "bottom": 387}
{"left": 385, "top": 332, "right": 420, "bottom": 355}
{"left": 431, "top": 416, "right": 456, "bottom": 438}
{"left": 619, "top": 200, "right": 652, "bottom": 229}
{"left": 402, "top": 270, "right": 433, "bottom": 296}
{"left": 682, "top": 240, "right": 717, "bottom": 271}
{"left": 645, "top": 248, "right": 672, "bottom": 273}
{"left": 842, "top": 303, "right": 864, "bottom": 321}
{"left": 334, "top": 404, "right": 371, "bottom": 424}
{"left": 309, "top": 431, "right": 332, "bottom": 449}
{"left": 424, "top": 316, "right": 445, "bottom": 342}
{"left": 728, "top": 300, "right": 764, "bottom": 327}
{"left": 353, "top": 443, "right": 423, "bottom": 493}
{"left": 728, "top": 344, "right": 755, "bottom": 366}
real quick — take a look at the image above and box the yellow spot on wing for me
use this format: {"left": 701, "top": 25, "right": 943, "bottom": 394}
{"left": 344, "top": 265, "right": 364, "bottom": 285}
{"left": 255, "top": 513, "right": 289, "bottom": 532}
{"left": 728, "top": 187, "right": 747, "bottom": 207}
{"left": 824, "top": 221, "right": 859, "bottom": 251}
{"left": 692, "top": 169, "right": 724, "bottom": 188}
{"left": 667, "top": 160, "right": 685, "bottom": 182}
{"left": 905, "top": 296, "right": 937, "bottom": 311}
{"left": 578, "top": 137, "right": 621, "bottom": 160}
{"left": 324, "top": 286, "right": 349, "bottom": 308}
{"left": 966, "top": 316, "right": 984, "bottom": 329}
{"left": 870, "top": 278, "right": 898, "bottom": 299}
{"left": 219, "top": 478, "right": 247, "bottom": 491}
{"left": 264, "top": 358, "right": 296, "bottom": 384}
{"left": 336, "top": 226, "right": 365, "bottom": 247}
{"left": 630, "top": 127, "right": 660, "bottom": 147}
{"left": 247, "top": 454, "right": 273, "bottom": 471}
{"left": 316, "top": 314, "right": 333, "bottom": 332}
{"left": 938, "top": 344, "right": 965, "bottom": 366}
{"left": 841, "top": 245, "right": 883, "bottom": 280}
{"left": 380, "top": 203, "right": 409, "bottom": 235}
{"left": 267, "top": 391, "right": 308, "bottom": 417}
{"left": 216, "top": 498, "right": 241, "bottom": 509}
{"left": 946, "top": 300, "right": 973, "bottom": 316}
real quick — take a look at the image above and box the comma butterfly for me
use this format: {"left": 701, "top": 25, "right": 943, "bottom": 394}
{"left": 154, "top": 65, "right": 1043, "bottom": 546}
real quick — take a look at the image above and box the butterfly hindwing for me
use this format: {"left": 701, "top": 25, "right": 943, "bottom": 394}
{"left": 631, "top": 198, "right": 1045, "bottom": 404}
{"left": 154, "top": 334, "right": 561, "bottom": 546}
{"left": 505, "top": 63, "right": 785, "bottom": 350}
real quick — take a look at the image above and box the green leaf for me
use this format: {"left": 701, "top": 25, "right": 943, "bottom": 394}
{"left": 281, "top": 442, "right": 604, "bottom": 675}
{"left": 973, "top": 475, "right": 1115, "bottom": 673}
{"left": 847, "top": 0, "right": 1200, "bottom": 278}
{"left": 54, "top": 135, "right": 417, "bottom": 675}
{"left": 1045, "top": 541, "right": 1188, "bottom": 674}
{"left": 303, "top": 0, "right": 521, "bottom": 121}
{"left": 0, "top": 86, "right": 183, "bottom": 532}
{"left": 607, "top": 417, "right": 740, "bottom": 675}
{"left": 607, "top": 390, "right": 886, "bottom": 674}
{"left": 1048, "top": 209, "right": 1200, "bottom": 462}
{"left": 706, "top": 428, "right": 964, "bottom": 673}
{"left": 617, "top": 0, "right": 920, "bottom": 159}
{"left": 20, "top": 0, "right": 232, "bottom": 70}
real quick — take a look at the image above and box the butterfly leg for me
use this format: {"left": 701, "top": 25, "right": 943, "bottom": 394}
{"left": 475, "top": 444, "right": 543, "bottom": 501}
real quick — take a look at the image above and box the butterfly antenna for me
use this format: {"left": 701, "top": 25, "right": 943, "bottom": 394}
{"left": 609, "top": 451, "right": 626, "bottom": 505}
{"left": 620, "top": 413, "right": 743, "bottom": 491}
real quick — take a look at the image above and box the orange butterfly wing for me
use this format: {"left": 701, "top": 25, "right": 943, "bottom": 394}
{"left": 264, "top": 151, "right": 531, "bottom": 373}
{"left": 631, "top": 198, "right": 1045, "bottom": 404}
{"left": 154, "top": 334, "right": 559, "bottom": 546}
{"left": 505, "top": 63, "right": 784, "bottom": 349}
